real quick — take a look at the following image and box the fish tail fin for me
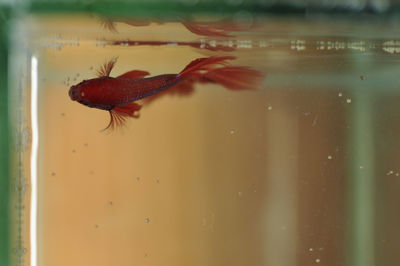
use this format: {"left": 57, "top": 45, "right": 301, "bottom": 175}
{"left": 178, "top": 56, "right": 265, "bottom": 90}
{"left": 143, "top": 56, "right": 265, "bottom": 104}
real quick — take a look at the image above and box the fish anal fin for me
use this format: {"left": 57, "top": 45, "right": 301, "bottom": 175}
{"left": 101, "top": 102, "right": 142, "bottom": 132}
{"left": 96, "top": 57, "right": 118, "bottom": 77}
{"left": 114, "top": 102, "right": 142, "bottom": 117}
{"left": 142, "top": 79, "right": 195, "bottom": 104}
{"left": 117, "top": 70, "right": 150, "bottom": 79}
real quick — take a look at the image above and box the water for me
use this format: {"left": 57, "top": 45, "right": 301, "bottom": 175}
{"left": 9, "top": 14, "right": 400, "bottom": 266}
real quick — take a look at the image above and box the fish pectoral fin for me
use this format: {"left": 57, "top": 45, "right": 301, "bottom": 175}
{"left": 96, "top": 57, "right": 118, "bottom": 77}
{"left": 117, "top": 70, "right": 150, "bottom": 79}
{"left": 101, "top": 102, "right": 142, "bottom": 131}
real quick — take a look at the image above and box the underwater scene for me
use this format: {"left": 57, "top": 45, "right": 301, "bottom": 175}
{"left": 9, "top": 14, "right": 400, "bottom": 266}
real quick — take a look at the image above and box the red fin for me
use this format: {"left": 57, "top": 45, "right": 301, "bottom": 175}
{"left": 102, "top": 102, "right": 142, "bottom": 131}
{"left": 177, "top": 56, "right": 265, "bottom": 90}
{"left": 179, "top": 56, "right": 235, "bottom": 77}
{"left": 142, "top": 79, "right": 195, "bottom": 104}
{"left": 96, "top": 57, "right": 118, "bottom": 77}
{"left": 117, "top": 70, "right": 150, "bottom": 79}
{"left": 181, "top": 21, "right": 234, "bottom": 37}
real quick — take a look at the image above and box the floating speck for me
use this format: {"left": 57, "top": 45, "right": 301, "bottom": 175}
{"left": 346, "top": 98, "right": 352, "bottom": 104}
{"left": 61, "top": 113, "right": 65, "bottom": 117}
{"left": 309, "top": 248, "right": 314, "bottom": 252}
{"left": 267, "top": 105, "right": 273, "bottom": 111}
{"left": 327, "top": 155, "right": 332, "bottom": 160}
{"left": 387, "top": 170, "right": 394, "bottom": 175}
{"left": 89, "top": 66, "right": 93, "bottom": 70}
{"left": 94, "top": 224, "right": 99, "bottom": 229}
{"left": 238, "top": 191, "right": 243, "bottom": 197}
{"left": 144, "top": 253, "right": 148, "bottom": 258}
{"left": 338, "top": 92, "right": 343, "bottom": 97}
{"left": 76, "top": 73, "right": 80, "bottom": 77}
{"left": 136, "top": 177, "right": 140, "bottom": 182}
{"left": 360, "top": 75, "right": 365, "bottom": 80}
{"left": 315, "top": 258, "right": 321, "bottom": 263}
{"left": 83, "top": 143, "right": 88, "bottom": 147}
{"left": 230, "top": 130, "right": 236, "bottom": 134}
{"left": 51, "top": 172, "right": 56, "bottom": 177}
{"left": 145, "top": 217, "right": 150, "bottom": 223}
{"left": 108, "top": 201, "right": 113, "bottom": 206}
{"left": 359, "top": 165, "right": 364, "bottom": 169}
{"left": 72, "top": 149, "right": 76, "bottom": 153}
{"left": 156, "top": 179, "right": 160, "bottom": 184}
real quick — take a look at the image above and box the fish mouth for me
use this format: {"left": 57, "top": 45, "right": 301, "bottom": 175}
{"left": 69, "top": 86, "right": 78, "bottom": 101}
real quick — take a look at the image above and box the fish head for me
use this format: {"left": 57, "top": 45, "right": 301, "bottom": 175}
{"left": 68, "top": 80, "right": 88, "bottom": 101}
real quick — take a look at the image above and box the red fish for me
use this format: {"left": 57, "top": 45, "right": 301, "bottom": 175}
{"left": 69, "top": 56, "right": 265, "bottom": 130}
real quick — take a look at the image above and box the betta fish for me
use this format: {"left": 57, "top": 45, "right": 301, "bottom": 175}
{"left": 69, "top": 56, "right": 265, "bottom": 131}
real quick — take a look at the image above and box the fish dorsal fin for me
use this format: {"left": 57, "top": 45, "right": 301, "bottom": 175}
{"left": 117, "top": 70, "right": 150, "bottom": 79}
{"left": 96, "top": 57, "right": 118, "bottom": 77}
{"left": 101, "top": 102, "right": 142, "bottom": 131}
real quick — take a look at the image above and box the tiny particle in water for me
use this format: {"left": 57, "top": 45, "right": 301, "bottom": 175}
{"left": 309, "top": 248, "right": 314, "bottom": 252}
{"left": 89, "top": 66, "right": 93, "bottom": 70}
{"left": 346, "top": 98, "right": 352, "bottom": 104}
{"left": 94, "top": 224, "right": 99, "bottom": 229}
{"left": 338, "top": 92, "right": 343, "bottom": 97}
{"left": 315, "top": 258, "right": 321, "bottom": 263}
{"left": 267, "top": 105, "right": 272, "bottom": 111}
{"left": 145, "top": 217, "right": 150, "bottom": 223}
{"left": 51, "top": 172, "right": 56, "bottom": 177}
{"left": 238, "top": 191, "right": 243, "bottom": 197}
{"left": 360, "top": 75, "right": 365, "bottom": 80}
{"left": 327, "top": 155, "right": 332, "bottom": 160}
{"left": 61, "top": 113, "right": 65, "bottom": 117}
{"left": 144, "top": 253, "right": 148, "bottom": 258}
{"left": 230, "top": 130, "right": 235, "bottom": 134}
{"left": 136, "top": 177, "right": 140, "bottom": 182}
{"left": 108, "top": 201, "right": 113, "bottom": 206}
{"left": 360, "top": 166, "right": 364, "bottom": 169}
{"left": 387, "top": 170, "right": 394, "bottom": 175}
{"left": 156, "top": 179, "right": 160, "bottom": 184}
{"left": 72, "top": 149, "right": 76, "bottom": 153}
{"left": 76, "top": 73, "right": 80, "bottom": 77}
{"left": 83, "top": 143, "right": 88, "bottom": 147}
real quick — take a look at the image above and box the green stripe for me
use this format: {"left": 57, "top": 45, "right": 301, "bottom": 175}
{"left": 0, "top": 6, "right": 10, "bottom": 266}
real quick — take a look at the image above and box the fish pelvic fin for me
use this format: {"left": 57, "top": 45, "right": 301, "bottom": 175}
{"left": 101, "top": 102, "right": 142, "bottom": 132}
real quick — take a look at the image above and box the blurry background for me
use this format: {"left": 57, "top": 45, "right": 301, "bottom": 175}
{"left": 2, "top": 1, "right": 400, "bottom": 266}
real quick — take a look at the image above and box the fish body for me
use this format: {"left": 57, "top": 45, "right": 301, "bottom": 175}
{"left": 69, "top": 74, "right": 179, "bottom": 110}
{"left": 69, "top": 56, "right": 265, "bottom": 130}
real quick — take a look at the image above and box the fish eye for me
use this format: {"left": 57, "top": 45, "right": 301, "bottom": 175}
{"left": 69, "top": 86, "right": 79, "bottom": 100}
